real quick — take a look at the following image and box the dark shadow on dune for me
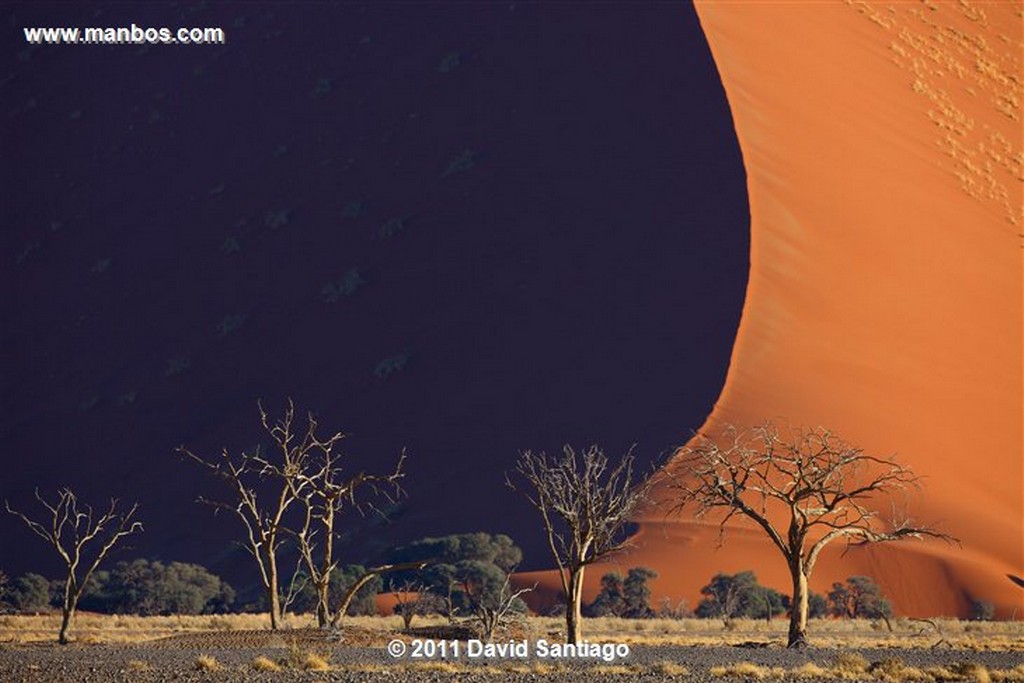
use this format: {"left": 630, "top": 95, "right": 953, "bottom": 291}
{"left": 0, "top": 2, "right": 748, "bottom": 592}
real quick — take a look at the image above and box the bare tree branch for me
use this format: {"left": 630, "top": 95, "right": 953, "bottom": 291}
{"left": 330, "top": 560, "right": 429, "bottom": 628}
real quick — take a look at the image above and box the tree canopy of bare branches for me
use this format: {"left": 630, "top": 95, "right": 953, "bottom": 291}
{"left": 289, "top": 435, "right": 406, "bottom": 628}
{"left": 463, "top": 568, "right": 533, "bottom": 641}
{"left": 179, "top": 400, "right": 312, "bottom": 629}
{"left": 5, "top": 488, "right": 142, "bottom": 644}
{"left": 180, "top": 398, "right": 410, "bottom": 629}
{"left": 390, "top": 579, "right": 446, "bottom": 631}
{"left": 664, "top": 421, "right": 955, "bottom": 648}
{"left": 507, "top": 444, "right": 652, "bottom": 644}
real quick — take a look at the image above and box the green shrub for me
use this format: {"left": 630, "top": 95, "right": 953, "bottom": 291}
{"left": 695, "top": 571, "right": 786, "bottom": 621}
{"left": 79, "top": 559, "right": 234, "bottom": 615}
{"left": 6, "top": 573, "right": 53, "bottom": 612}
{"left": 828, "top": 576, "right": 892, "bottom": 619}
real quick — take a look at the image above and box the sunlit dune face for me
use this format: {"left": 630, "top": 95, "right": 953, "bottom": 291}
{"left": 580, "top": 0, "right": 1022, "bottom": 618}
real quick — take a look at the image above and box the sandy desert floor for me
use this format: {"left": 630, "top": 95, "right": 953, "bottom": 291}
{"left": 1, "top": 615, "right": 1022, "bottom": 682}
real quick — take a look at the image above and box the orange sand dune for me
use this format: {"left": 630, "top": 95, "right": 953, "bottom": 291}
{"left": 520, "top": 0, "right": 1022, "bottom": 619}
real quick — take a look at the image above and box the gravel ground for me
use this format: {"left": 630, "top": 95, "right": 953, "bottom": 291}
{"left": 1, "top": 640, "right": 1022, "bottom": 683}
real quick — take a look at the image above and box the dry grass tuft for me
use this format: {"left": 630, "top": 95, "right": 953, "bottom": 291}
{"left": 125, "top": 659, "right": 152, "bottom": 671}
{"left": 869, "top": 657, "right": 931, "bottom": 682}
{"left": 652, "top": 660, "right": 691, "bottom": 676}
{"left": 251, "top": 655, "right": 282, "bottom": 672}
{"left": 282, "top": 640, "right": 332, "bottom": 671}
{"left": 504, "top": 661, "right": 558, "bottom": 674}
{"left": 711, "top": 661, "right": 777, "bottom": 679}
{"left": 591, "top": 664, "right": 639, "bottom": 675}
{"left": 411, "top": 661, "right": 467, "bottom": 673}
{"left": 951, "top": 662, "right": 992, "bottom": 683}
{"left": 791, "top": 662, "right": 832, "bottom": 679}
{"left": 296, "top": 651, "right": 331, "bottom": 671}
{"left": 194, "top": 654, "right": 220, "bottom": 671}
{"left": 831, "top": 651, "right": 872, "bottom": 679}
{"left": 923, "top": 665, "right": 964, "bottom": 682}
{"left": 348, "top": 663, "right": 389, "bottom": 674}
{"left": 991, "top": 665, "right": 1024, "bottom": 682}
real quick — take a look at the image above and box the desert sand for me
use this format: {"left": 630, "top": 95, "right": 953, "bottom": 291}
{"left": 523, "top": 0, "right": 1022, "bottom": 619}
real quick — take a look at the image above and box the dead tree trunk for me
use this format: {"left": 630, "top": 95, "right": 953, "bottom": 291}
{"left": 566, "top": 567, "right": 586, "bottom": 645}
{"left": 267, "top": 555, "right": 282, "bottom": 630}
{"left": 58, "top": 577, "right": 77, "bottom": 646}
{"left": 309, "top": 504, "right": 336, "bottom": 629}
{"left": 788, "top": 559, "right": 809, "bottom": 649}
{"left": 58, "top": 605, "right": 75, "bottom": 646}
{"left": 315, "top": 575, "right": 331, "bottom": 628}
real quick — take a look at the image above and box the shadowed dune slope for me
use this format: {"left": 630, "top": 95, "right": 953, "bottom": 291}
{"left": 529, "top": 0, "right": 1021, "bottom": 619}
{"left": 0, "top": 3, "right": 750, "bottom": 592}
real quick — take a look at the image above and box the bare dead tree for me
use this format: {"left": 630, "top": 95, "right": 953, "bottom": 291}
{"left": 664, "top": 421, "right": 956, "bottom": 648}
{"left": 179, "top": 399, "right": 318, "bottom": 630}
{"left": 702, "top": 573, "right": 745, "bottom": 627}
{"left": 288, "top": 433, "right": 407, "bottom": 628}
{"left": 657, "top": 596, "right": 690, "bottom": 620}
{"left": 5, "top": 488, "right": 142, "bottom": 644}
{"left": 182, "top": 399, "right": 417, "bottom": 630}
{"left": 507, "top": 444, "right": 652, "bottom": 645}
{"left": 463, "top": 569, "right": 534, "bottom": 641}
{"left": 272, "top": 409, "right": 344, "bottom": 628}
{"left": 390, "top": 579, "right": 444, "bottom": 631}
{"left": 391, "top": 579, "right": 422, "bottom": 630}
{"left": 440, "top": 576, "right": 460, "bottom": 624}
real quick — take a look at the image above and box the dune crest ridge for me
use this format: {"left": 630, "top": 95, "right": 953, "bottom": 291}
{"left": 560, "top": 0, "right": 1021, "bottom": 619}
